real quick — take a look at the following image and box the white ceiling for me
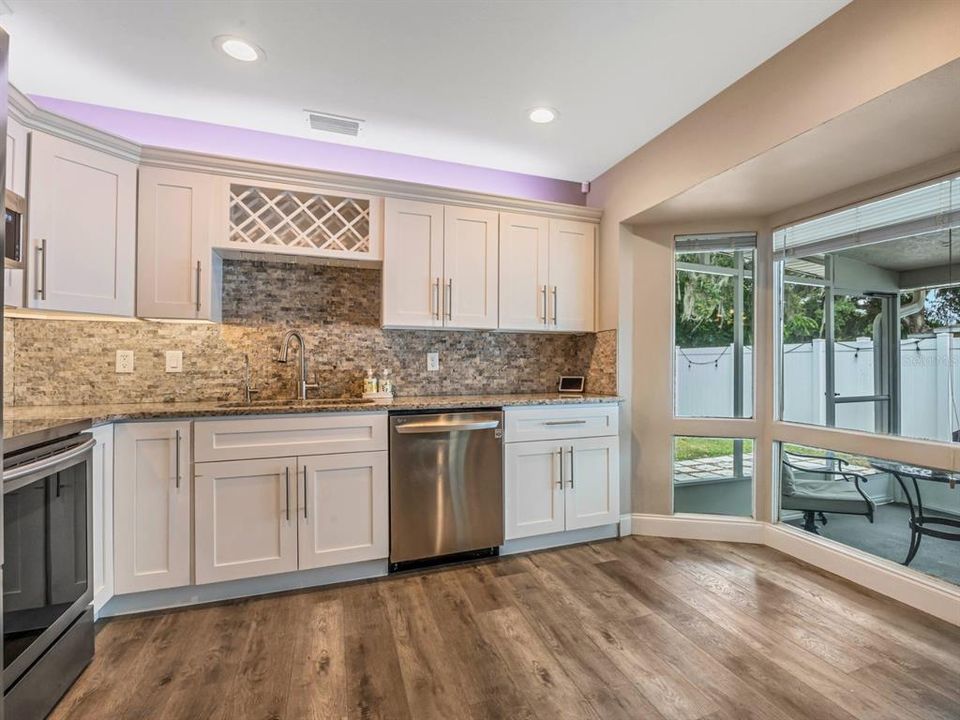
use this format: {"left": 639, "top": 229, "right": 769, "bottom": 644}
{"left": 1, "top": 0, "right": 849, "bottom": 181}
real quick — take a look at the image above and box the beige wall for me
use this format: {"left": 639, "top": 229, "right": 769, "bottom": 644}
{"left": 589, "top": 0, "right": 960, "bottom": 515}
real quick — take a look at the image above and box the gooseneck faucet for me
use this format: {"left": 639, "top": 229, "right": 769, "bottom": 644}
{"left": 276, "top": 329, "right": 320, "bottom": 400}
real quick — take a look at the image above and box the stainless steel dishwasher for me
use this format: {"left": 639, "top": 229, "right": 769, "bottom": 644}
{"left": 389, "top": 410, "right": 504, "bottom": 571}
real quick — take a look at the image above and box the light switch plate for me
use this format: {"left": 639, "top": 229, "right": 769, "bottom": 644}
{"left": 165, "top": 350, "right": 183, "bottom": 373}
{"left": 427, "top": 352, "right": 439, "bottom": 372}
{"left": 115, "top": 350, "right": 134, "bottom": 373}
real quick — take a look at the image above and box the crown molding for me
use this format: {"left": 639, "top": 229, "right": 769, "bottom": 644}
{"left": 139, "top": 146, "right": 602, "bottom": 222}
{"left": 8, "top": 84, "right": 600, "bottom": 223}
{"left": 9, "top": 85, "right": 141, "bottom": 163}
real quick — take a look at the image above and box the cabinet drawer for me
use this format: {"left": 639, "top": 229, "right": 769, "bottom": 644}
{"left": 194, "top": 413, "right": 388, "bottom": 462}
{"left": 504, "top": 404, "right": 618, "bottom": 443}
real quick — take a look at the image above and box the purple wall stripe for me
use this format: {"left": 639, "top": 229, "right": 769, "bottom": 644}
{"left": 31, "top": 95, "right": 584, "bottom": 205}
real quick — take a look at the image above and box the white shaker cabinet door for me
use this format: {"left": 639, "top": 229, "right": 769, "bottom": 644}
{"left": 114, "top": 422, "right": 192, "bottom": 594}
{"left": 443, "top": 205, "right": 499, "bottom": 329}
{"left": 548, "top": 219, "right": 596, "bottom": 332}
{"left": 499, "top": 212, "right": 549, "bottom": 331}
{"left": 382, "top": 198, "right": 443, "bottom": 328}
{"left": 137, "top": 166, "right": 218, "bottom": 320}
{"left": 27, "top": 132, "right": 137, "bottom": 316}
{"left": 297, "top": 451, "right": 388, "bottom": 569}
{"left": 194, "top": 457, "right": 299, "bottom": 584}
{"left": 504, "top": 440, "right": 565, "bottom": 540}
{"left": 563, "top": 436, "right": 619, "bottom": 532}
{"left": 92, "top": 424, "right": 115, "bottom": 615}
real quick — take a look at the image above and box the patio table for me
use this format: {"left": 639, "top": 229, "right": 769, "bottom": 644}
{"left": 868, "top": 459, "right": 960, "bottom": 566}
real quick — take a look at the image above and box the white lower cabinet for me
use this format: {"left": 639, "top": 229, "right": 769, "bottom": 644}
{"left": 191, "top": 414, "right": 390, "bottom": 584}
{"left": 505, "top": 440, "right": 566, "bottom": 539}
{"left": 564, "top": 436, "right": 619, "bottom": 531}
{"left": 114, "top": 421, "right": 192, "bottom": 594}
{"left": 194, "top": 458, "right": 299, "bottom": 584}
{"left": 194, "top": 451, "right": 388, "bottom": 583}
{"left": 504, "top": 405, "right": 619, "bottom": 541}
{"left": 91, "top": 424, "right": 115, "bottom": 614}
{"left": 299, "top": 451, "right": 388, "bottom": 569}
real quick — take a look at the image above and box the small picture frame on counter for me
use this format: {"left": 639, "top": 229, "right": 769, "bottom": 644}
{"left": 557, "top": 375, "right": 585, "bottom": 394}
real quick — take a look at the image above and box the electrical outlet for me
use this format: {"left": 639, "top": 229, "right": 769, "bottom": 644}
{"left": 165, "top": 350, "right": 183, "bottom": 373}
{"left": 427, "top": 352, "right": 439, "bottom": 372}
{"left": 115, "top": 350, "right": 134, "bottom": 374}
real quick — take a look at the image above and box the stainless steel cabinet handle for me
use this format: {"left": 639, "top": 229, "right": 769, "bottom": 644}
{"left": 556, "top": 448, "right": 564, "bottom": 488}
{"left": 568, "top": 446, "right": 575, "bottom": 488}
{"left": 433, "top": 278, "right": 440, "bottom": 320}
{"left": 552, "top": 286, "right": 558, "bottom": 325}
{"left": 543, "top": 419, "right": 588, "bottom": 426}
{"left": 3, "top": 437, "right": 96, "bottom": 485}
{"left": 195, "top": 260, "right": 202, "bottom": 313}
{"left": 302, "top": 465, "right": 308, "bottom": 520}
{"left": 541, "top": 285, "right": 548, "bottom": 325}
{"left": 285, "top": 467, "right": 291, "bottom": 521}
{"left": 447, "top": 278, "right": 453, "bottom": 320}
{"left": 174, "top": 429, "right": 181, "bottom": 489}
{"left": 396, "top": 420, "right": 500, "bottom": 434}
{"left": 35, "top": 239, "right": 47, "bottom": 300}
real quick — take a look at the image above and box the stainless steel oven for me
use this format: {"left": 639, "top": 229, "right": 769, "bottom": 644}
{"left": 3, "top": 424, "right": 96, "bottom": 720}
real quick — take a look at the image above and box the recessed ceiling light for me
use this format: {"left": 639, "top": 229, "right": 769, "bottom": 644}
{"left": 528, "top": 107, "right": 558, "bottom": 124}
{"left": 213, "top": 35, "right": 264, "bottom": 63}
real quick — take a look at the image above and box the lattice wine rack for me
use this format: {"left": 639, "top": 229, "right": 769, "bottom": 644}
{"left": 229, "top": 184, "right": 372, "bottom": 255}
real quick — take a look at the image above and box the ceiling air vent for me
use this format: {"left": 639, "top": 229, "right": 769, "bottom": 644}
{"left": 306, "top": 110, "right": 363, "bottom": 137}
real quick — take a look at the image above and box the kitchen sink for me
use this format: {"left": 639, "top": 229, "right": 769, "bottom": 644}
{"left": 218, "top": 398, "right": 377, "bottom": 409}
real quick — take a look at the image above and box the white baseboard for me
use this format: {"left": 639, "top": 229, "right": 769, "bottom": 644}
{"left": 619, "top": 513, "right": 633, "bottom": 536}
{"left": 623, "top": 512, "right": 958, "bottom": 626}
{"left": 764, "top": 524, "right": 960, "bottom": 626}
{"left": 630, "top": 513, "right": 765, "bottom": 543}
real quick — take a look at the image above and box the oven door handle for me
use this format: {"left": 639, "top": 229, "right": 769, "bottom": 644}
{"left": 3, "top": 437, "right": 97, "bottom": 486}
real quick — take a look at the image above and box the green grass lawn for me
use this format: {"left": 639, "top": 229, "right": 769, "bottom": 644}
{"left": 674, "top": 437, "right": 754, "bottom": 461}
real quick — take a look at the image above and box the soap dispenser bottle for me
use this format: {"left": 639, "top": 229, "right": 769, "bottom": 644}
{"left": 379, "top": 368, "right": 393, "bottom": 396}
{"left": 363, "top": 368, "right": 378, "bottom": 395}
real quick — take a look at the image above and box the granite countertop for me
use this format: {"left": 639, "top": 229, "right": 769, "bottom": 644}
{"left": 3, "top": 393, "right": 622, "bottom": 443}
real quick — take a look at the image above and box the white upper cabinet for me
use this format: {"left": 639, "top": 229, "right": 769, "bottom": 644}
{"left": 382, "top": 199, "right": 499, "bottom": 330}
{"left": 27, "top": 132, "right": 137, "bottom": 316}
{"left": 4, "top": 117, "right": 28, "bottom": 308}
{"left": 382, "top": 198, "right": 444, "bottom": 328}
{"left": 6, "top": 116, "right": 28, "bottom": 196}
{"left": 499, "top": 213, "right": 549, "bottom": 330}
{"left": 443, "top": 206, "right": 499, "bottom": 329}
{"left": 137, "top": 167, "right": 220, "bottom": 320}
{"left": 498, "top": 214, "right": 596, "bottom": 333}
{"left": 547, "top": 219, "right": 596, "bottom": 332}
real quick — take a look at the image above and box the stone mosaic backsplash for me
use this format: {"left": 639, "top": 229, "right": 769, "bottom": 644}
{"left": 4, "top": 260, "right": 616, "bottom": 407}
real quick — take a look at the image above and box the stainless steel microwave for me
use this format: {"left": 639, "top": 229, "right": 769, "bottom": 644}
{"left": 4, "top": 189, "right": 25, "bottom": 270}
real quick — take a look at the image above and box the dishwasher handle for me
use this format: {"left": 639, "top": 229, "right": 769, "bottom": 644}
{"left": 395, "top": 420, "right": 500, "bottom": 434}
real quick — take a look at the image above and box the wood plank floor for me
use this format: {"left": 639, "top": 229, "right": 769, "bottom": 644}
{"left": 51, "top": 537, "right": 960, "bottom": 720}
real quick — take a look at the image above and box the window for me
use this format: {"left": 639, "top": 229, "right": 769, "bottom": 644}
{"left": 778, "top": 442, "right": 958, "bottom": 587}
{"left": 673, "top": 436, "right": 753, "bottom": 517}
{"left": 777, "top": 175, "right": 960, "bottom": 442}
{"left": 674, "top": 234, "right": 756, "bottom": 418}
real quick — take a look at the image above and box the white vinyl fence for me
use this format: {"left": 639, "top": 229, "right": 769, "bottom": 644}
{"left": 676, "top": 334, "right": 960, "bottom": 442}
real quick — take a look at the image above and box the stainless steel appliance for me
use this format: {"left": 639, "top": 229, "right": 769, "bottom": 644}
{"left": 3, "top": 189, "right": 24, "bottom": 271}
{"left": 389, "top": 410, "right": 504, "bottom": 571}
{"left": 3, "top": 422, "right": 96, "bottom": 720}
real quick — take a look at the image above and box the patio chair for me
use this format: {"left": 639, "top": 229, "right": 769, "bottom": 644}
{"left": 781, "top": 450, "right": 875, "bottom": 533}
